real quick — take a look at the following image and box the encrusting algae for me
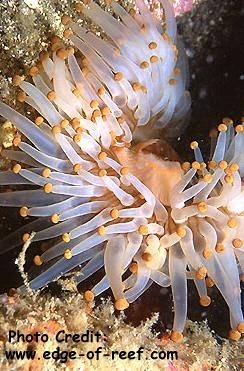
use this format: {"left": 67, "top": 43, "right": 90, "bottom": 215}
{"left": 0, "top": 0, "right": 243, "bottom": 364}
{"left": 0, "top": 288, "right": 243, "bottom": 370}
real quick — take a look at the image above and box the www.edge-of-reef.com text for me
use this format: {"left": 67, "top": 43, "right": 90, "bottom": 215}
{"left": 3, "top": 329, "right": 178, "bottom": 364}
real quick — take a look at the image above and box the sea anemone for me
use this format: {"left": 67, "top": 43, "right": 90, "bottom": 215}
{"left": 0, "top": 0, "right": 243, "bottom": 343}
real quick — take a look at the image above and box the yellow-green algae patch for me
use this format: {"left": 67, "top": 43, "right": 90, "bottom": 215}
{"left": 0, "top": 121, "right": 16, "bottom": 149}
{"left": 0, "top": 121, "right": 16, "bottom": 169}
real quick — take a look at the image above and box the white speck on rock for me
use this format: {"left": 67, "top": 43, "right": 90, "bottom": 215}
{"left": 24, "top": 0, "right": 39, "bottom": 9}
